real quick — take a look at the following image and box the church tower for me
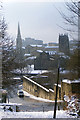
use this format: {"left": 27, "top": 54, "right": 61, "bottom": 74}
{"left": 59, "top": 34, "right": 70, "bottom": 55}
{"left": 16, "top": 22, "right": 22, "bottom": 55}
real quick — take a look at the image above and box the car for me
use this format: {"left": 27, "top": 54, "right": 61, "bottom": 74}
{"left": 17, "top": 90, "right": 24, "bottom": 97}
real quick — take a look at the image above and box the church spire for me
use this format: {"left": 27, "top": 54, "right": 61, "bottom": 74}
{"left": 17, "top": 22, "right": 21, "bottom": 37}
{"left": 16, "top": 22, "right": 22, "bottom": 53}
{"left": 16, "top": 23, "right": 23, "bottom": 62}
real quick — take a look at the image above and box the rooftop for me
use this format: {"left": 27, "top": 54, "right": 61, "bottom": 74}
{"left": 45, "top": 46, "right": 59, "bottom": 49}
{"left": 30, "top": 45, "right": 42, "bottom": 47}
{"left": 62, "top": 79, "right": 80, "bottom": 84}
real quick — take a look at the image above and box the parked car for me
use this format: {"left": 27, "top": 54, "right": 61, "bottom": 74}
{"left": 17, "top": 90, "right": 24, "bottom": 97}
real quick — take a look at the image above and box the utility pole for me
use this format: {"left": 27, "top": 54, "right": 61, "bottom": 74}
{"left": 53, "top": 63, "right": 60, "bottom": 119}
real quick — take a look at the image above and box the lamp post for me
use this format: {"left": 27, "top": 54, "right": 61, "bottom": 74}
{"left": 53, "top": 61, "right": 60, "bottom": 119}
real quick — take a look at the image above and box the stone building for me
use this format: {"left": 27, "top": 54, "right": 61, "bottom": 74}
{"left": 25, "top": 44, "right": 43, "bottom": 56}
{"left": 34, "top": 52, "right": 52, "bottom": 70}
{"left": 61, "top": 79, "right": 80, "bottom": 100}
{"left": 23, "top": 38, "right": 43, "bottom": 47}
{"left": 44, "top": 46, "right": 59, "bottom": 52}
{"left": 59, "top": 34, "right": 70, "bottom": 55}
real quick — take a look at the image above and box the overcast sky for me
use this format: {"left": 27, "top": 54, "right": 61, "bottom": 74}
{"left": 2, "top": 0, "right": 71, "bottom": 43}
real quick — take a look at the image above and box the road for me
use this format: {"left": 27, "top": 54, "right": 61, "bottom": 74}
{"left": 9, "top": 96, "right": 54, "bottom": 112}
{"left": 5, "top": 80, "right": 55, "bottom": 112}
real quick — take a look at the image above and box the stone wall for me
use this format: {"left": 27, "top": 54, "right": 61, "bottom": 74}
{"left": 23, "top": 76, "right": 55, "bottom": 100}
{"left": 23, "top": 77, "right": 80, "bottom": 101}
{"left": 61, "top": 81, "right": 72, "bottom": 100}
{"left": 61, "top": 80, "right": 80, "bottom": 100}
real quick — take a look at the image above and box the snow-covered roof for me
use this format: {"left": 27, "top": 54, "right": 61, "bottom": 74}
{"left": 37, "top": 50, "right": 43, "bottom": 53}
{"left": 31, "top": 75, "right": 48, "bottom": 78}
{"left": 23, "top": 76, "right": 49, "bottom": 92}
{"left": 58, "top": 52, "right": 64, "bottom": 55}
{"left": 30, "top": 45, "right": 42, "bottom": 47}
{"left": 62, "top": 79, "right": 80, "bottom": 84}
{"left": 13, "top": 77, "right": 21, "bottom": 80}
{"left": 30, "top": 70, "right": 48, "bottom": 74}
{"left": 27, "top": 56, "right": 36, "bottom": 60}
{"left": 45, "top": 46, "right": 59, "bottom": 49}
{"left": 54, "top": 84, "right": 61, "bottom": 87}
{"left": 45, "top": 51, "right": 57, "bottom": 55}
{"left": 61, "top": 55, "right": 70, "bottom": 59}
{"left": 22, "top": 47, "right": 25, "bottom": 49}
{"left": 39, "top": 76, "right": 48, "bottom": 78}
{"left": 24, "top": 54, "right": 31, "bottom": 56}
{"left": 70, "top": 48, "right": 73, "bottom": 51}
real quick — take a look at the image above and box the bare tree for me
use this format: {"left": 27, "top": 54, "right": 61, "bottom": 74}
{"left": 56, "top": 0, "right": 79, "bottom": 38}
{"left": 58, "top": 0, "right": 80, "bottom": 79}
{"left": 0, "top": 16, "right": 16, "bottom": 86}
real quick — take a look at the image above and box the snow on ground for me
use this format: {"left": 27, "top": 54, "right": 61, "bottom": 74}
{"left": 0, "top": 110, "right": 77, "bottom": 119}
{"left": 60, "top": 70, "right": 70, "bottom": 74}
{"left": 23, "top": 90, "right": 63, "bottom": 103}
{"left": 0, "top": 91, "right": 77, "bottom": 119}
{"left": 12, "top": 64, "right": 49, "bottom": 75}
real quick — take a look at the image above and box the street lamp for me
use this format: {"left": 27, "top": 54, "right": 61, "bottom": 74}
{"left": 50, "top": 57, "right": 60, "bottom": 118}
{"left": 53, "top": 61, "right": 60, "bottom": 119}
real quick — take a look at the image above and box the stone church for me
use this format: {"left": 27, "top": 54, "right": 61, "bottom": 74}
{"left": 16, "top": 23, "right": 22, "bottom": 56}
{"left": 16, "top": 23, "right": 25, "bottom": 63}
{"left": 59, "top": 34, "right": 70, "bottom": 55}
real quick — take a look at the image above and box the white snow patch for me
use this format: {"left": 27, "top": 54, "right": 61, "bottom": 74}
{"left": 30, "top": 45, "right": 42, "bottom": 47}
{"left": 0, "top": 110, "right": 77, "bottom": 119}
{"left": 54, "top": 84, "right": 61, "bottom": 88}
{"left": 24, "top": 54, "right": 31, "bottom": 56}
{"left": 45, "top": 51, "right": 57, "bottom": 55}
{"left": 23, "top": 90, "right": 63, "bottom": 103}
{"left": 27, "top": 56, "right": 36, "bottom": 60}
{"left": 49, "top": 89, "right": 54, "bottom": 93}
{"left": 37, "top": 50, "right": 43, "bottom": 53}
{"left": 13, "top": 77, "right": 21, "bottom": 80}
{"left": 62, "top": 79, "right": 80, "bottom": 84}
{"left": 58, "top": 52, "right": 64, "bottom": 55}
{"left": 60, "top": 70, "right": 70, "bottom": 74}
{"left": 30, "top": 70, "right": 48, "bottom": 74}
{"left": 45, "top": 46, "right": 59, "bottom": 49}
{"left": 0, "top": 103, "right": 22, "bottom": 106}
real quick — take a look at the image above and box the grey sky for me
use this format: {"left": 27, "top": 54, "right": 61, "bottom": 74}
{"left": 3, "top": 1, "right": 69, "bottom": 43}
